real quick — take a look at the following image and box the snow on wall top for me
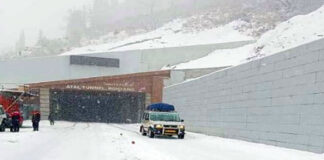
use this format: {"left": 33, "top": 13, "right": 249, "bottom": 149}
{"left": 61, "top": 19, "right": 254, "bottom": 56}
{"left": 162, "top": 44, "right": 255, "bottom": 70}
{"left": 167, "top": 5, "right": 324, "bottom": 70}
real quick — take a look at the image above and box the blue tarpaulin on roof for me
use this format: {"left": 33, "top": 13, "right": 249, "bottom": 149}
{"left": 147, "top": 103, "right": 175, "bottom": 112}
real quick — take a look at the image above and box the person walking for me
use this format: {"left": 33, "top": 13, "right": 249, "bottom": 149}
{"left": 48, "top": 113, "right": 55, "bottom": 125}
{"left": 32, "top": 111, "right": 41, "bottom": 131}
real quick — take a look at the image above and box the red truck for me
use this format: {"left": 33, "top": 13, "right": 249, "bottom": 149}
{"left": 0, "top": 91, "right": 25, "bottom": 128}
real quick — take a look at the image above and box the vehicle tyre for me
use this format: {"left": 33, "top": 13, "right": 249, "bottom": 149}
{"left": 148, "top": 128, "right": 155, "bottom": 138}
{"left": 178, "top": 134, "right": 185, "bottom": 139}
{"left": 140, "top": 126, "right": 147, "bottom": 136}
{"left": 0, "top": 125, "right": 5, "bottom": 132}
{"left": 0, "top": 121, "right": 5, "bottom": 132}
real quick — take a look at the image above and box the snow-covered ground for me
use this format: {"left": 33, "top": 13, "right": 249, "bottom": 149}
{"left": 0, "top": 121, "right": 323, "bottom": 160}
{"left": 167, "top": 5, "right": 324, "bottom": 70}
{"left": 61, "top": 20, "right": 254, "bottom": 55}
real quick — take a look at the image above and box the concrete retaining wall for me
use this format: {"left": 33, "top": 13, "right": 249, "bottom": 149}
{"left": 163, "top": 38, "right": 324, "bottom": 153}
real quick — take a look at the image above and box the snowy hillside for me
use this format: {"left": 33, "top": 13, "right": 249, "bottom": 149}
{"left": 254, "top": 5, "right": 324, "bottom": 58}
{"left": 168, "top": 5, "right": 324, "bottom": 70}
{"left": 61, "top": 19, "right": 254, "bottom": 55}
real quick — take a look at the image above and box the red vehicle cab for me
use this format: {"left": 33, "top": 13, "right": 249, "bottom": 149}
{"left": 0, "top": 90, "right": 26, "bottom": 126}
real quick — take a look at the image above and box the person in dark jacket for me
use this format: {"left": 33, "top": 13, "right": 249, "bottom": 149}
{"left": 48, "top": 113, "right": 55, "bottom": 125}
{"left": 11, "top": 112, "right": 20, "bottom": 132}
{"left": 32, "top": 112, "right": 41, "bottom": 131}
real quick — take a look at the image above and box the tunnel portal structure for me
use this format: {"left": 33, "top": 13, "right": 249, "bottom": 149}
{"left": 28, "top": 71, "right": 170, "bottom": 123}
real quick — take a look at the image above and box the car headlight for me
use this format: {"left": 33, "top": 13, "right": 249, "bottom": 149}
{"left": 179, "top": 125, "right": 185, "bottom": 129}
{"left": 155, "top": 124, "right": 163, "bottom": 128}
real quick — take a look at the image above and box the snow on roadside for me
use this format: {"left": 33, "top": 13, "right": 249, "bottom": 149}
{"left": 168, "top": 5, "right": 324, "bottom": 70}
{"left": 113, "top": 123, "right": 324, "bottom": 160}
{"left": 1, "top": 121, "right": 323, "bottom": 160}
{"left": 61, "top": 19, "right": 254, "bottom": 55}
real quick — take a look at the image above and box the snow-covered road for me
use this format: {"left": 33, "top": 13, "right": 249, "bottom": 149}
{"left": 0, "top": 121, "right": 323, "bottom": 160}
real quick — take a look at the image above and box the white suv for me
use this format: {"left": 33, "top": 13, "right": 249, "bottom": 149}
{"left": 140, "top": 111, "right": 185, "bottom": 139}
{"left": 0, "top": 105, "right": 7, "bottom": 132}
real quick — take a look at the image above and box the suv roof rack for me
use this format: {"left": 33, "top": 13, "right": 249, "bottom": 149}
{"left": 146, "top": 103, "right": 175, "bottom": 112}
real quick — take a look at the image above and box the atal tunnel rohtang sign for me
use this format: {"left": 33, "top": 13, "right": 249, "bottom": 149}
{"left": 65, "top": 82, "right": 139, "bottom": 92}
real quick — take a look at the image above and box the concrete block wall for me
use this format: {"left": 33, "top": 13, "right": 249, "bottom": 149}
{"left": 163, "top": 38, "right": 324, "bottom": 153}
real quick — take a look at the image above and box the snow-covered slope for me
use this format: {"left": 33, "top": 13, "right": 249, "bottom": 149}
{"left": 254, "top": 5, "right": 324, "bottom": 57}
{"left": 168, "top": 5, "right": 324, "bottom": 70}
{"left": 61, "top": 19, "right": 254, "bottom": 55}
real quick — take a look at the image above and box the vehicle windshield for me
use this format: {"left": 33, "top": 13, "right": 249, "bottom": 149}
{"left": 149, "top": 112, "right": 180, "bottom": 122}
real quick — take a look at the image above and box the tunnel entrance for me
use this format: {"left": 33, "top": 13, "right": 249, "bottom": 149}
{"left": 50, "top": 90, "right": 145, "bottom": 123}
{"left": 28, "top": 71, "right": 170, "bottom": 121}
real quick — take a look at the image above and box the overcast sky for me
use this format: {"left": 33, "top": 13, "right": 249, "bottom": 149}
{"left": 0, "top": 0, "right": 91, "bottom": 52}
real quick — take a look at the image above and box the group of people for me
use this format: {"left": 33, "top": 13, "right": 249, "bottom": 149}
{"left": 31, "top": 112, "right": 55, "bottom": 131}
{"left": 9, "top": 112, "right": 55, "bottom": 132}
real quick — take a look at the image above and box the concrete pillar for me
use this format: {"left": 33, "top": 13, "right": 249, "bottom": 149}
{"left": 136, "top": 93, "right": 146, "bottom": 123}
{"left": 145, "top": 93, "right": 151, "bottom": 107}
{"left": 39, "top": 88, "right": 50, "bottom": 120}
{"left": 152, "top": 76, "right": 164, "bottom": 103}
